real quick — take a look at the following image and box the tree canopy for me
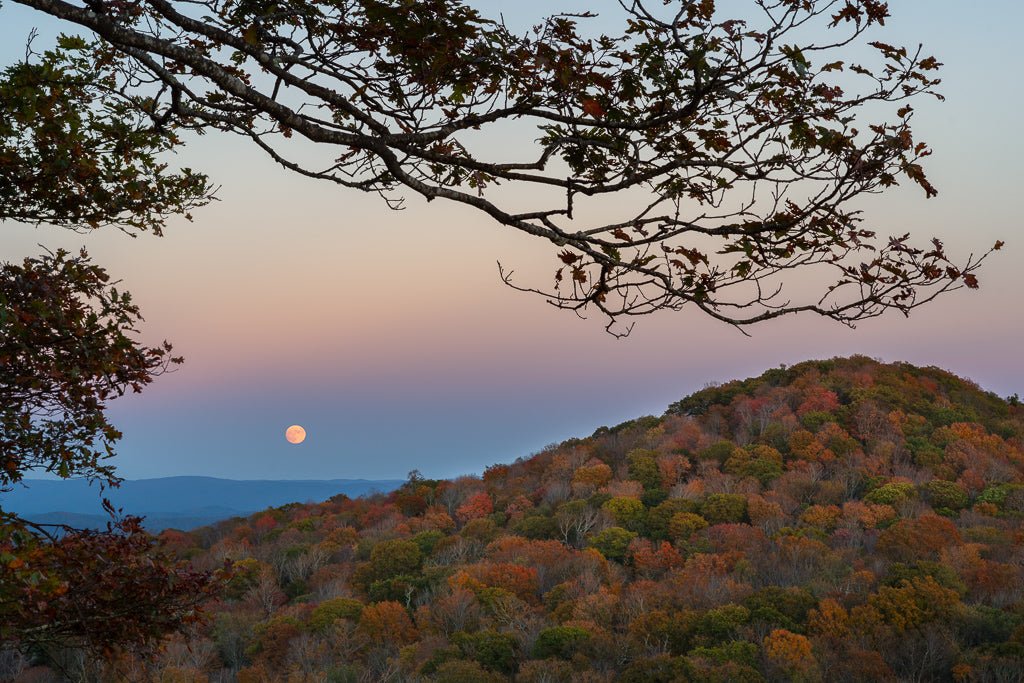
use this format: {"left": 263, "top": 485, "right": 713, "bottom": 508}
{"left": 30, "top": 356, "right": 1022, "bottom": 681}
{"left": 0, "top": 35, "right": 213, "bottom": 233}
{"left": 0, "top": 251, "right": 224, "bottom": 662}
{"left": 0, "top": 248, "right": 180, "bottom": 489}
{"left": 5, "top": 0, "right": 1001, "bottom": 333}
{"left": 0, "top": 7, "right": 218, "bottom": 664}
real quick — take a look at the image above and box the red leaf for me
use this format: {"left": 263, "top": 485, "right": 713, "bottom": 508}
{"left": 582, "top": 98, "right": 605, "bottom": 118}
{"left": 558, "top": 250, "right": 581, "bottom": 265}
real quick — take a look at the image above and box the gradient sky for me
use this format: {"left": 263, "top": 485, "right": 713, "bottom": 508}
{"left": 2, "top": 1, "right": 1022, "bottom": 481}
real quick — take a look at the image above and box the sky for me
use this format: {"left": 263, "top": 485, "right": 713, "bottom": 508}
{"left": 2, "top": 1, "right": 1022, "bottom": 481}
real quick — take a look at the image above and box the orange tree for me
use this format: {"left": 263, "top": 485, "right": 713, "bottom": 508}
{"left": 5, "top": 0, "right": 1000, "bottom": 334}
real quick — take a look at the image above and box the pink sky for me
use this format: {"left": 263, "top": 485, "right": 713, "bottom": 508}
{"left": 2, "top": 1, "right": 1022, "bottom": 480}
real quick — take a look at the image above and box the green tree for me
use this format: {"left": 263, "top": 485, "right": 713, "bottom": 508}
{"left": 532, "top": 626, "right": 593, "bottom": 660}
{"left": 452, "top": 629, "right": 518, "bottom": 675}
{"left": 309, "top": 597, "right": 364, "bottom": 632}
{"left": 627, "top": 449, "right": 663, "bottom": 490}
{"left": 619, "top": 654, "right": 692, "bottom": 683}
{"left": 647, "top": 499, "right": 700, "bottom": 541}
{"left": 699, "top": 441, "right": 739, "bottom": 465}
{"left": 865, "top": 481, "right": 916, "bottom": 506}
{"left": 602, "top": 496, "right": 647, "bottom": 532}
{"left": 884, "top": 562, "right": 966, "bottom": 596}
{"left": 694, "top": 605, "right": 751, "bottom": 644}
{"left": 977, "top": 483, "right": 1024, "bottom": 511}
{"left": 433, "top": 660, "right": 505, "bottom": 683}
{"left": 369, "top": 538, "right": 423, "bottom": 580}
{"left": 688, "top": 641, "right": 759, "bottom": 668}
{"left": 742, "top": 587, "right": 816, "bottom": 632}
{"left": 921, "top": 480, "right": 969, "bottom": 512}
{"left": 588, "top": 526, "right": 638, "bottom": 562}
{"left": 412, "top": 530, "right": 447, "bottom": 556}
{"left": 669, "top": 512, "right": 709, "bottom": 542}
{"left": 700, "top": 494, "right": 748, "bottom": 525}
{"left": 724, "top": 445, "right": 784, "bottom": 486}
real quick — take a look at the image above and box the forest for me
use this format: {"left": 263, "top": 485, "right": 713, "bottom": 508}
{"left": 8, "top": 355, "right": 1022, "bottom": 682}
{"left": 1, "top": 0, "right": 1019, "bottom": 680}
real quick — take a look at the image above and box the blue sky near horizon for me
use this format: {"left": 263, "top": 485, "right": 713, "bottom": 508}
{"left": 1, "top": 1, "right": 1022, "bottom": 482}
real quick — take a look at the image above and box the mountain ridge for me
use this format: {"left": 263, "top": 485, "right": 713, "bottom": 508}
{"left": 0, "top": 475, "right": 404, "bottom": 531}
{"left": 18, "top": 356, "right": 1024, "bottom": 680}
{"left": 132, "top": 355, "right": 1024, "bottom": 682}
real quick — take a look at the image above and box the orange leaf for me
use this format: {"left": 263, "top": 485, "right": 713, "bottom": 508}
{"left": 582, "top": 98, "right": 605, "bottom": 118}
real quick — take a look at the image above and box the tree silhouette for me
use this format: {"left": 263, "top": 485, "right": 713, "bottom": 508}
{"left": 0, "top": 25, "right": 217, "bottom": 664}
{"left": 5, "top": 0, "right": 1000, "bottom": 333}
{"left": 0, "top": 249, "right": 179, "bottom": 488}
{"left": 0, "top": 39, "right": 212, "bottom": 232}
{"left": 0, "top": 250, "right": 222, "bottom": 661}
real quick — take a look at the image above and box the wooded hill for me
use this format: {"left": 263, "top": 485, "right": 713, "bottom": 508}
{"left": 57, "top": 357, "right": 1024, "bottom": 681}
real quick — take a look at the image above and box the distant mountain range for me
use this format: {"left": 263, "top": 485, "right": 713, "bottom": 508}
{"left": 0, "top": 476, "right": 404, "bottom": 531}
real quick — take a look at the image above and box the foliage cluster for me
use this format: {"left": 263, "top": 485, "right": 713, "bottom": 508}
{"left": 4, "top": 0, "right": 1000, "bottom": 332}
{"left": 16, "top": 356, "right": 1022, "bottom": 681}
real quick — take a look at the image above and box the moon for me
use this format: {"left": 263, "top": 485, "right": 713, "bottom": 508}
{"left": 285, "top": 425, "right": 306, "bottom": 444}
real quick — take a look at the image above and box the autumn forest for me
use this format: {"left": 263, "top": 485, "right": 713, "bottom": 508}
{"left": 2, "top": 0, "right": 1022, "bottom": 680}
{"left": 9, "top": 356, "right": 1020, "bottom": 682}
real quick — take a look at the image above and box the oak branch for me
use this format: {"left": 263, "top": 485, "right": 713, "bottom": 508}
{"left": 8, "top": 0, "right": 1000, "bottom": 333}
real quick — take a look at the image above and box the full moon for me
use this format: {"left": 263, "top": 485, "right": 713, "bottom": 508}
{"left": 285, "top": 425, "right": 306, "bottom": 444}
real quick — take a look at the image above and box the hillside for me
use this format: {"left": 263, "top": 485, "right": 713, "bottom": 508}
{"left": 66, "top": 358, "right": 1024, "bottom": 681}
